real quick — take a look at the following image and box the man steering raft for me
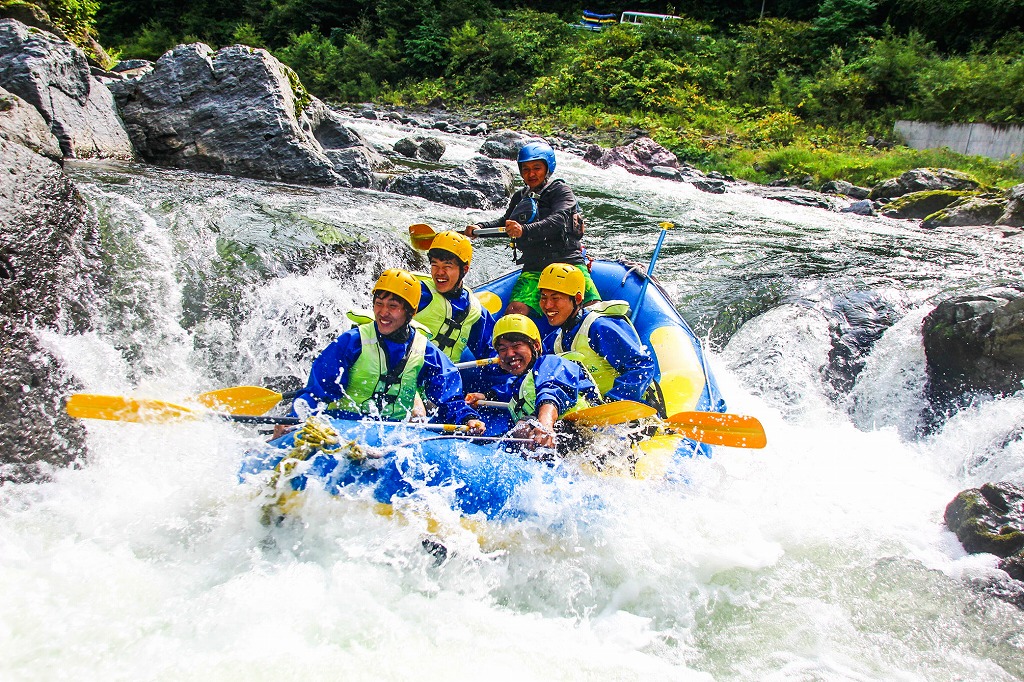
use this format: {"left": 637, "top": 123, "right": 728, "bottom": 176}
{"left": 465, "top": 141, "right": 600, "bottom": 318}
{"left": 466, "top": 314, "right": 597, "bottom": 452}
{"left": 288, "top": 268, "right": 485, "bottom": 433}
{"left": 538, "top": 263, "right": 660, "bottom": 411}
{"left": 413, "top": 230, "right": 495, "bottom": 363}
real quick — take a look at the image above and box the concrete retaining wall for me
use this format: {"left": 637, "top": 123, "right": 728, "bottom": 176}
{"left": 894, "top": 120, "right": 1024, "bottom": 161}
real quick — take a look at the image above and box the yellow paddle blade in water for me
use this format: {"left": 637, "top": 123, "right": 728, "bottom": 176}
{"left": 666, "top": 411, "right": 767, "bottom": 449}
{"left": 65, "top": 394, "right": 200, "bottom": 423}
{"left": 563, "top": 400, "right": 657, "bottom": 427}
{"left": 195, "top": 386, "right": 284, "bottom": 415}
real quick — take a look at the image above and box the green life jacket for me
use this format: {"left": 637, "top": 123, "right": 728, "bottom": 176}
{"left": 413, "top": 280, "right": 483, "bottom": 362}
{"left": 328, "top": 321, "right": 427, "bottom": 420}
{"left": 508, "top": 361, "right": 590, "bottom": 422}
{"left": 553, "top": 300, "right": 634, "bottom": 396}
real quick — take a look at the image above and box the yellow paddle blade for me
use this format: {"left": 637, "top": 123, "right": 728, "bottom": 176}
{"left": 563, "top": 400, "right": 657, "bottom": 427}
{"left": 475, "top": 291, "right": 503, "bottom": 315}
{"left": 666, "top": 411, "right": 767, "bottom": 449}
{"left": 196, "top": 386, "right": 284, "bottom": 415}
{"left": 409, "top": 223, "right": 437, "bottom": 250}
{"left": 65, "top": 394, "right": 200, "bottom": 423}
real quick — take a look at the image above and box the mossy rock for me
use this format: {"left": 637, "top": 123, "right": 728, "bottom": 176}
{"left": 922, "top": 194, "right": 1007, "bottom": 229}
{"left": 880, "top": 189, "right": 975, "bottom": 220}
{"left": 945, "top": 482, "right": 1024, "bottom": 556}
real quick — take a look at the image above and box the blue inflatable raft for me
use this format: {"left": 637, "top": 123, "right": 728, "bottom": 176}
{"left": 240, "top": 259, "right": 726, "bottom": 522}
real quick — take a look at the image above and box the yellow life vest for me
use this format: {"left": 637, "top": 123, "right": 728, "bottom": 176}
{"left": 328, "top": 321, "right": 427, "bottom": 420}
{"left": 553, "top": 300, "right": 633, "bottom": 396}
{"left": 413, "top": 280, "right": 483, "bottom": 362}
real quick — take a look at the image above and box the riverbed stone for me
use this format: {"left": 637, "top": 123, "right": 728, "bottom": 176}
{"left": 583, "top": 136, "right": 680, "bottom": 175}
{"left": 879, "top": 189, "right": 973, "bottom": 220}
{"left": 384, "top": 155, "right": 514, "bottom": 209}
{"left": 0, "top": 84, "right": 60, "bottom": 160}
{"left": 945, "top": 482, "right": 1024, "bottom": 557}
{"left": 110, "top": 42, "right": 386, "bottom": 187}
{"left": 869, "top": 168, "right": 981, "bottom": 200}
{"left": 922, "top": 287, "right": 1024, "bottom": 408}
{"left": 479, "top": 129, "right": 541, "bottom": 159}
{"left": 921, "top": 194, "right": 1007, "bottom": 229}
{"left": 996, "top": 183, "right": 1024, "bottom": 227}
{"left": 0, "top": 137, "right": 99, "bottom": 482}
{"left": 394, "top": 135, "right": 446, "bottom": 162}
{"left": 821, "top": 179, "right": 870, "bottom": 199}
{"left": 0, "top": 19, "right": 134, "bottom": 159}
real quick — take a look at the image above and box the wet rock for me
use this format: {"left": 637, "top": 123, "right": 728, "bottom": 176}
{"left": 692, "top": 178, "right": 727, "bottom": 194}
{"left": 0, "top": 85, "right": 60, "bottom": 160}
{"left": 820, "top": 179, "right": 871, "bottom": 199}
{"left": 922, "top": 287, "right": 1024, "bottom": 411}
{"left": 0, "top": 19, "right": 134, "bottom": 159}
{"left": 651, "top": 165, "right": 681, "bottom": 180}
{"left": 921, "top": 194, "right": 1007, "bottom": 229}
{"left": 0, "top": 138, "right": 99, "bottom": 482}
{"left": 735, "top": 185, "right": 840, "bottom": 210}
{"left": 996, "top": 183, "right": 1024, "bottom": 227}
{"left": 840, "top": 200, "right": 875, "bottom": 216}
{"left": 479, "top": 129, "right": 541, "bottom": 159}
{"left": 869, "top": 168, "right": 981, "bottom": 200}
{"left": 110, "top": 43, "right": 386, "bottom": 187}
{"left": 394, "top": 135, "right": 446, "bottom": 162}
{"left": 825, "top": 291, "right": 904, "bottom": 393}
{"left": 384, "top": 155, "right": 514, "bottom": 209}
{"left": 583, "top": 137, "right": 679, "bottom": 175}
{"left": 879, "top": 189, "right": 973, "bottom": 220}
{"left": 945, "top": 482, "right": 1024, "bottom": 556}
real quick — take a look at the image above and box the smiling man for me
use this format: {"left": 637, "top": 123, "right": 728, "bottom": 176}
{"left": 291, "top": 268, "right": 484, "bottom": 433}
{"left": 413, "top": 230, "right": 495, "bottom": 364}
{"left": 538, "top": 263, "right": 658, "bottom": 408}
{"left": 466, "top": 314, "right": 597, "bottom": 451}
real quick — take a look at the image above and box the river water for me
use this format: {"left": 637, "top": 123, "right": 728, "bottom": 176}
{"left": 3, "top": 116, "right": 1024, "bottom": 680}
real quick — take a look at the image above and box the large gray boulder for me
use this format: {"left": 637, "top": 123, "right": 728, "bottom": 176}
{"left": 879, "top": 190, "right": 970, "bottom": 220}
{"left": 996, "top": 183, "right": 1024, "bottom": 227}
{"left": 0, "top": 137, "right": 99, "bottom": 482}
{"left": 922, "top": 288, "right": 1024, "bottom": 411}
{"left": 394, "top": 135, "right": 446, "bottom": 162}
{"left": 869, "top": 168, "right": 980, "bottom": 200}
{"left": 584, "top": 136, "right": 680, "bottom": 175}
{"left": 384, "top": 156, "right": 515, "bottom": 209}
{"left": 478, "top": 129, "right": 541, "bottom": 159}
{"left": 110, "top": 43, "right": 387, "bottom": 187}
{"left": 921, "top": 194, "right": 1007, "bottom": 229}
{"left": 0, "top": 84, "right": 60, "bottom": 160}
{"left": 0, "top": 19, "right": 133, "bottom": 159}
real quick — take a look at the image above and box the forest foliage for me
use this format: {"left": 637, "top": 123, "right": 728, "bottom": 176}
{"left": 17, "top": 0, "right": 1024, "bottom": 184}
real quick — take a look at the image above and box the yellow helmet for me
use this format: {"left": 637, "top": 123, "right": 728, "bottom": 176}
{"left": 429, "top": 230, "right": 473, "bottom": 265}
{"left": 538, "top": 263, "right": 585, "bottom": 298}
{"left": 374, "top": 268, "right": 421, "bottom": 310}
{"left": 492, "top": 314, "right": 541, "bottom": 346}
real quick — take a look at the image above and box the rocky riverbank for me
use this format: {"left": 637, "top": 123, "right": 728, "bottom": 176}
{"left": 2, "top": 15, "right": 1024, "bottom": 601}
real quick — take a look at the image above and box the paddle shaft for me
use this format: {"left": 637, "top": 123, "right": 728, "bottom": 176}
{"left": 631, "top": 225, "right": 670, "bottom": 324}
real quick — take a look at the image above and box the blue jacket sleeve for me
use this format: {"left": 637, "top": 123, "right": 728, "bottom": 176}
{"left": 417, "top": 281, "right": 433, "bottom": 312}
{"left": 419, "top": 342, "right": 481, "bottom": 425}
{"left": 291, "top": 329, "right": 363, "bottom": 415}
{"left": 467, "top": 306, "right": 496, "bottom": 361}
{"left": 589, "top": 316, "right": 656, "bottom": 402}
{"left": 532, "top": 355, "right": 586, "bottom": 416}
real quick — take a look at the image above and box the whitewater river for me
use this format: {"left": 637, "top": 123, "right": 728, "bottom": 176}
{"left": 3, "top": 116, "right": 1024, "bottom": 680}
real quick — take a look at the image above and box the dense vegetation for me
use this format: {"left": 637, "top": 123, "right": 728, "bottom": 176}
{"left": 14, "top": 0, "right": 1024, "bottom": 186}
